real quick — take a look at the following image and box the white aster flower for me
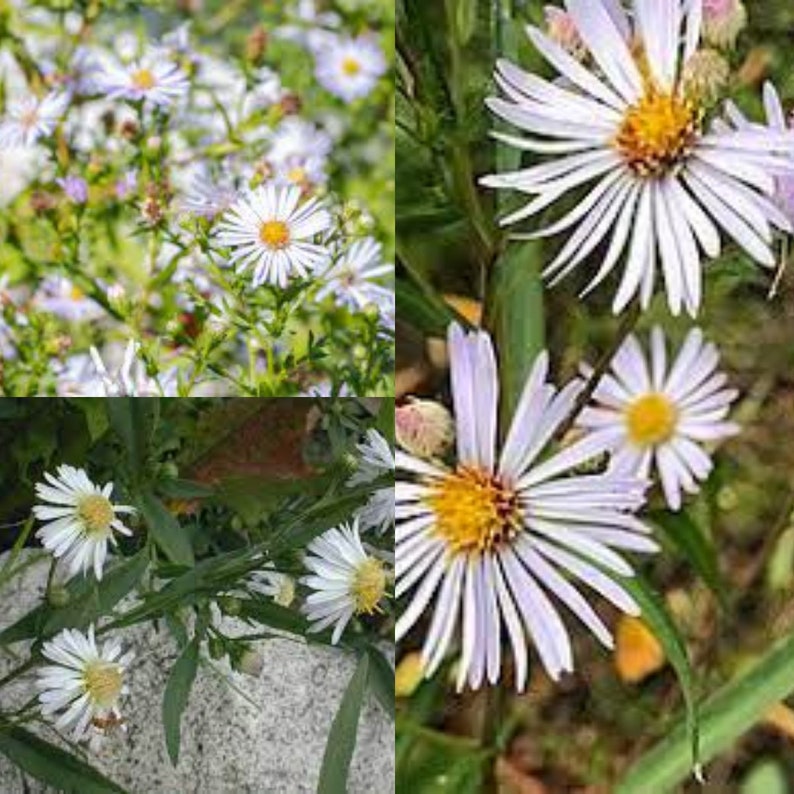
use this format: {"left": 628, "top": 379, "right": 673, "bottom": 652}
{"left": 726, "top": 83, "right": 794, "bottom": 226}
{"left": 215, "top": 185, "right": 331, "bottom": 288}
{"left": 0, "top": 92, "right": 68, "bottom": 148}
{"left": 37, "top": 625, "right": 133, "bottom": 738}
{"left": 348, "top": 428, "right": 394, "bottom": 486}
{"left": 357, "top": 488, "right": 394, "bottom": 536}
{"left": 267, "top": 117, "right": 332, "bottom": 188}
{"left": 316, "top": 238, "right": 394, "bottom": 311}
{"left": 89, "top": 339, "right": 178, "bottom": 397}
{"left": 249, "top": 566, "right": 296, "bottom": 607}
{"left": 482, "top": 0, "right": 794, "bottom": 316}
{"left": 33, "top": 276, "right": 103, "bottom": 322}
{"left": 314, "top": 34, "right": 387, "bottom": 103}
{"left": 397, "top": 324, "right": 657, "bottom": 691}
{"left": 301, "top": 521, "right": 388, "bottom": 644}
{"left": 33, "top": 466, "right": 135, "bottom": 580}
{"left": 97, "top": 49, "right": 189, "bottom": 107}
{"left": 579, "top": 326, "right": 740, "bottom": 511}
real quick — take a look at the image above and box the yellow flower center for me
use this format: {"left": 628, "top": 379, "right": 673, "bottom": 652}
{"left": 77, "top": 494, "right": 114, "bottom": 536}
{"left": 614, "top": 88, "right": 700, "bottom": 177}
{"left": 351, "top": 558, "right": 386, "bottom": 614}
{"left": 259, "top": 220, "right": 291, "bottom": 249}
{"left": 626, "top": 392, "right": 679, "bottom": 446}
{"left": 131, "top": 68, "right": 156, "bottom": 91}
{"left": 70, "top": 285, "right": 85, "bottom": 301}
{"left": 83, "top": 661, "right": 123, "bottom": 708}
{"left": 426, "top": 466, "right": 522, "bottom": 555}
{"left": 287, "top": 166, "right": 307, "bottom": 184}
{"left": 342, "top": 57, "right": 362, "bottom": 76}
{"left": 19, "top": 109, "right": 39, "bottom": 129}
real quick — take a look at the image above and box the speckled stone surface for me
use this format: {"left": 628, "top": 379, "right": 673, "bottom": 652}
{"left": 0, "top": 552, "right": 394, "bottom": 794}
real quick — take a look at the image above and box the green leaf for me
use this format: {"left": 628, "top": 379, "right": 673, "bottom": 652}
{"left": 615, "top": 574, "right": 699, "bottom": 793}
{"left": 0, "top": 726, "right": 127, "bottom": 793}
{"left": 740, "top": 760, "right": 788, "bottom": 794}
{"left": 375, "top": 399, "right": 395, "bottom": 446}
{"left": 317, "top": 653, "right": 370, "bottom": 794}
{"left": 69, "top": 398, "right": 110, "bottom": 441}
{"left": 454, "top": 0, "right": 477, "bottom": 45}
{"left": 107, "top": 398, "right": 159, "bottom": 481}
{"left": 618, "top": 629, "right": 794, "bottom": 793}
{"left": 395, "top": 278, "right": 458, "bottom": 337}
{"left": 163, "top": 637, "right": 200, "bottom": 766}
{"left": 0, "top": 551, "right": 149, "bottom": 645}
{"left": 238, "top": 596, "right": 311, "bottom": 637}
{"left": 138, "top": 490, "right": 194, "bottom": 567}
{"left": 366, "top": 646, "right": 395, "bottom": 719}
{"left": 650, "top": 510, "right": 727, "bottom": 607}
{"left": 487, "top": 241, "right": 545, "bottom": 429}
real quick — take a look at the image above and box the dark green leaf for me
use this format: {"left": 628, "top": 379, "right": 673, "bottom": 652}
{"left": 157, "top": 479, "right": 216, "bottom": 500}
{"left": 0, "top": 726, "right": 127, "bottom": 793}
{"left": 69, "top": 398, "right": 110, "bottom": 441}
{"left": 618, "top": 573, "right": 700, "bottom": 784}
{"left": 138, "top": 490, "right": 194, "bottom": 567}
{"left": 375, "top": 399, "right": 395, "bottom": 446}
{"left": 163, "top": 637, "right": 200, "bottom": 766}
{"left": 238, "top": 596, "right": 311, "bottom": 637}
{"left": 617, "top": 629, "right": 794, "bottom": 793}
{"left": 317, "top": 653, "right": 370, "bottom": 794}
{"left": 366, "top": 646, "right": 395, "bottom": 719}
{"left": 107, "top": 398, "right": 159, "bottom": 480}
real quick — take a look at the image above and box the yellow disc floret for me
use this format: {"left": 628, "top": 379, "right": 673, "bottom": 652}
{"left": 626, "top": 392, "right": 679, "bottom": 446}
{"left": 351, "top": 558, "right": 386, "bottom": 614}
{"left": 426, "top": 466, "right": 522, "bottom": 555}
{"left": 131, "top": 68, "right": 156, "bottom": 91}
{"left": 342, "top": 57, "right": 362, "bottom": 76}
{"left": 259, "top": 220, "right": 291, "bottom": 249}
{"left": 77, "top": 495, "right": 114, "bottom": 536}
{"left": 83, "top": 661, "right": 123, "bottom": 707}
{"left": 614, "top": 88, "right": 700, "bottom": 177}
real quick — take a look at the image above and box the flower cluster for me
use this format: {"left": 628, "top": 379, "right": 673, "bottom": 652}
{"left": 0, "top": 1, "right": 393, "bottom": 396}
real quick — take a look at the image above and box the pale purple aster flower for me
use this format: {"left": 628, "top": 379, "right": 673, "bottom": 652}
{"left": 57, "top": 175, "right": 88, "bottom": 204}
{"left": 481, "top": 0, "right": 794, "bottom": 316}
{"left": 579, "top": 327, "right": 740, "bottom": 511}
{"left": 34, "top": 276, "right": 102, "bottom": 321}
{"left": 316, "top": 238, "right": 393, "bottom": 311}
{"left": 115, "top": 171, "right": 138, "bottom": 200}
{"left": 0, "top": 92, "right": 68, "bottom": 148}
{"left": 97, "top": 49, "right": 189, "bottom": 107}
{"left": 314, "top": 34, "right": 386, "bottom": 103}
{"left": 397, "top": 323, "right": 656, "bottom": 691}
{"left": 268, "top": 117, "right": 332, "bottom": 188}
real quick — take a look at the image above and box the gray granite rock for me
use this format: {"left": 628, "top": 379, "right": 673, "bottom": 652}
{"left": 0, "top": 552, "right": 394, "bottom": 794}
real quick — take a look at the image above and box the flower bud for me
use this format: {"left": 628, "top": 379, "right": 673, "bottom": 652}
{"left": 702, "top": 0, "right": 747, "bottom": 50}
{"left": 395, "top": 652, "right": 424, "bottom": 698}
{"left": 396, "top": 399, "right": 454, "bottom": 460}
{"left": 544, "top": 6, "right": 584, "bottom": 59}
{"left": 238, "top": 647, "right": 265, "bottom": 678}
{"left": 682, "top": 49, "right": 730, "bottom": 105}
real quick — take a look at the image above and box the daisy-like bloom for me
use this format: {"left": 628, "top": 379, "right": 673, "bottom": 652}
{"left": 36, "top": 625, "right": 134, "bottom": 739}
{"left": 33, "top": 465, "right": 135, "bottom": 580}
{"left": 314, "top": 34, "right": 387, "bottom": 103}
{"left": 33, "top": 276, "right": 103, "bottom": 322}
{"left": 97, "top": 49, "right": 189, "bottom": 107}
{"left": 89, "top": 340, "right": 178, "bottom": 397}
{"left": 0, "top": 92, "right": 68, "bottom": 148}
{"left": 397, "top": 324, "right": 657, "bottom": 691}
{"left": 578, "top": 327, "right": 740, "bottom": 510}
{"left": 215, "top": 185, "right": 331, "bottom": 288}
{"left": 267, "top": 117, "right": 332, "bottom": 189}
{"left": 726, "top": 83, "right": 794, "bottom": 225}
{"left": 249, "top": 566, "right": 296, "bottom": 607}
{"left": 702, "top": 0, "right": 747, "bottom": 49}
{"left": 179, "top": 171, "right": 238, "bottom": 220}
{"left": 56, "top": 175, "right": 89, "bottom": 204}
{"left": 301, "top": 521, "right": 388, "bottom": 645}
{"left": 348, "top": 428, "right": 394, "bottom": 486}
{"left": 357, "top": 488, "right": 394, "bottom": 536}
{"left": 315, "top": 238, "right": 393, "bottom": 311}
{"left": 482, "top": 0, "right": 794, "bottom": 316}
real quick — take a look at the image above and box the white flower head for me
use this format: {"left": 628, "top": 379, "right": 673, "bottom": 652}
{"left": 316, "top": 238, "right": 393, "bottom": 311}
{"left": 397, "top": 324, "right": 658, "bottom": 692}
{"left": 579, "top": 326, "right": 740, "bottom": 511}
{"left": 482, "top": 0, "right": 794, "bottom": 316}
{"left": 33, "top": 276, "right": 103, "bottom": 322}
{"left": 37, "top": 625, "right": 134, "bottom": 739}
{"left": 89, "top": 340, "right": 177, "bottom": 397}
{"left": 33, "top": 465, "right": 136, "bottom": 580}
{"left": 356, "top": 487, "right": 394, "bottom": 536}
{"left": 0, "top": 92, "right": 68, "bottom": 148}
{"left": 348, "top": 428, "right": 394, "bottom": 487}
{"left": 267, "top": 117, "right": 333, "bottom": 188}
{"left": 314, "top": 34, "right": 387, "bottom": 103}
{"left": 249, "top": 566, "right": 296, "bottom": 607}
{"left": 215, "top": 185, "right": 331, "bottom": 288}
{"left": 98, "top": 48, "right": 189, "bottom": 107}
{"left": 301, "top": 520, "right": 388, "bottom": 644}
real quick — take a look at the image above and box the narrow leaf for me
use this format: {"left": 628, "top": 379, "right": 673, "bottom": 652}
{"left": 617, "top": 629, "right": 794, "bottom": 793}
{"left": 317, "top": 653, "right": 370, "bottom": 794}
{"left": 107, "top": 398, "right": 159, "bottom": 480}
{"left": 163, "top": 637, "right": 200, "bottom": 766}
{"left": 0, "top": 726, "right": 127, "bottom": 793}
{"left": 366, "top": 645, "right": 395, "bottom": 719}
{"left": 138, "top": 490, "right": 194, "bottom": 567}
